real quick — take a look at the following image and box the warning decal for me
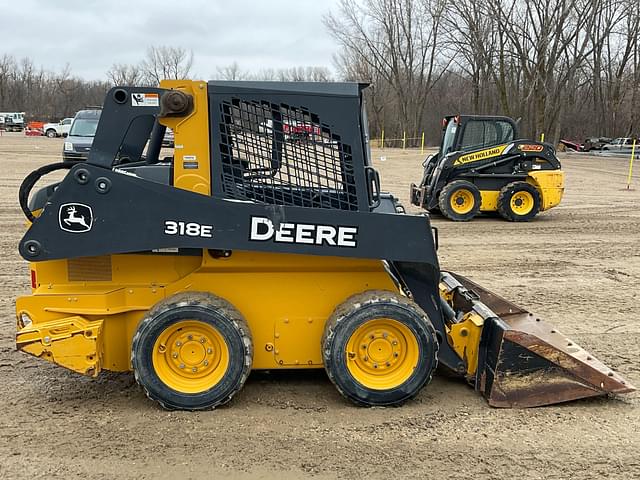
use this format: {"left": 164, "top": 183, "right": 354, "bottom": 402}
{"left": 131, "top": 93, "right": 160, "bottom": 107}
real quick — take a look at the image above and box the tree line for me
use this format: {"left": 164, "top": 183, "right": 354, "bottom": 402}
{"left": 2, "top": 1, "right": 639, "bottom": 145}
{"left": 326, "top": 0, "right": 640, "bottom": 144}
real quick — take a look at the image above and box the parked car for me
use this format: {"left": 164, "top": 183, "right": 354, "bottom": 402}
{"left": 63, "top": 109, "right": 101, "bottom": 162}
{"left": 602, "top": 137, "right": 636, "bottom": 152}
{"left": 43, "top": 118, "right": 73, "bottom": 138}
{"left": 582, "top": 137, "right": 612, "bottom": 151}
{"left": 0, "top": 112, "right": 25, "bottom": 132}
{"left": 559, "top": 139, "right": 583, "bottom": 152}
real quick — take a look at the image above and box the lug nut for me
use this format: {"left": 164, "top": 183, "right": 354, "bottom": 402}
{"left": 179, "top": 363, "right": 185, "bottom": 369}
{"left": 172, "top": 353, "right": 178, "bottom": 359}
{"left": 363, "top": 356, "right": 368, "bottom": 362}
{"left": 373, "top": 363, "right": 378, "bottom": 368}
{"left": 394, "top": 352, "right": 399, "bottom": 358}
{"left": 192, "top": 367, "right": 197, "bottom": 372}
{"left": 200, "top": 338, "right": 206, "bottom": 343}
{"left": 187, "top": 335, "right": 193, "bottom": 340}
{"left": 392, "top": 340, "right": 398, "bottom": 346}
{"left": 203, "top": 360, "right": 209, "bottom": 366}
{"left": 207, "top": 348, "right": 213, "bottom": 354}
{"left": 386, "top": 362, "right": 391, "bottom": 367}
{"left": 176, "top": 341, "right": 182, "bottom": 347}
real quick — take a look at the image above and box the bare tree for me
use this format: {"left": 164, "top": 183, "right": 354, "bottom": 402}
{"left": 214, "top": 62, "right": 249, "bottom": 80}
{"left": 141, "top": 46, "right": 194, "bottom": 85}
{"left": 325, "top": 0, "right": 450, "bottom": 141}
{"left": 106, "top": 63, "right": 146, "bottom": 86}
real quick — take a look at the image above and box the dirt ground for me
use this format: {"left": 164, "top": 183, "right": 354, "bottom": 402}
{"left": 0, "top": 133, "right": 638, "bottom": 479}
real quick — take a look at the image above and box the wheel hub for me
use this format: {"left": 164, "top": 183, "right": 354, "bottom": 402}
{"left": 152, "top": 320, "right": 229, "bottom": 393}
{"left": 511, "top": 191, "right": 534, "bottom": 214}
{"left": 450, "top": 189, "right": 474, "bottom": 214}
{"left": 171, "top": 334, "right": 211, "bottom": 369}
{"left": 346, "top": 318, "right": 419, "bottom": 390}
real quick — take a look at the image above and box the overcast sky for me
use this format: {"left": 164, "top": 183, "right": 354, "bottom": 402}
{"left": 1, "top": 0, "right": 342, "bottom": 81}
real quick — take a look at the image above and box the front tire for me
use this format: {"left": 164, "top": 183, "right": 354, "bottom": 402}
{"left": 322, "top": 290, "right": 438, "bottom": 407}
{"left": 438, "top": 180, "right": 482, "bottom": 221}
{"left": 131, "top": 292, "right": 252, "bottom": 410}
{"left": 45, "top": 129, "right": 57, "bottom": 138}
{"left": 497, "top": 181, "right": 541, "bottom": 221}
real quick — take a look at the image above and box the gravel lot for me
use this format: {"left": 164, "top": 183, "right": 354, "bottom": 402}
{"left": 0, "top": 133, "right": 638, "bottom": 479}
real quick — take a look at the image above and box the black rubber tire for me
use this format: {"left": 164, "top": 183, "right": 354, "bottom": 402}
{"left": 497, "top": 181, "right": 541, "bottom": 222}
{"left": 131, "top": 292, "right": 252, "bottom": 410}
{"left": 438, "top": 180, "right": 481, "bottom": 221}
{"left": 45, "top": 129, "right": 56, "bottom": 138}
{"left": 322, "top": 290, "right": 438, "bottom": 407}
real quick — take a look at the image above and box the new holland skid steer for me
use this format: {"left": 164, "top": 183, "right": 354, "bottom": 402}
{"left": 410, "top": 115, "right": 564, "bottom": 221}
{"left": 16, "top": 80, "right": 632, "bottom": 410}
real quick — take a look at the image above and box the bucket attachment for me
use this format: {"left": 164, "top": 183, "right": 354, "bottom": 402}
{"left": 440, "top": 272, "right": 635, "bottom": 407}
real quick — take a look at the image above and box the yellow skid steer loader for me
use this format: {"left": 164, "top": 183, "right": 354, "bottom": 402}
{"left": 15, "top": 80, "right": 633, "bottom": 410}
{"left": 411, "top": 115, "right": 564, "bottom": 221}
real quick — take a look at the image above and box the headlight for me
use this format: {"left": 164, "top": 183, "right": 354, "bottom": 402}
{"left": 64, "top": 142, "right": 74, "bottom": 151}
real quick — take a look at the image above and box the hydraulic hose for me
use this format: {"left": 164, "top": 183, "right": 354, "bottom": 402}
{"left": 19, "top": 162, "right": 77, "bottom": 222}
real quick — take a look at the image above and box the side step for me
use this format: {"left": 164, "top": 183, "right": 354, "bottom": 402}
{"left": 441, "top": 272, "right": 635, "bottom": 407}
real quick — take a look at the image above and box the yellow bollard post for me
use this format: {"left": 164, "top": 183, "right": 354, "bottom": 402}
{"left": 421, "top": 132, "right": 425, "bottom": 155}
{"left": 403, "top": 131, "right": 406, "bottom": 150}
{"left": 540, "top": 133, "right": 545, "bottom": 143}
{"left": 381, "top": 129, "right": 385, "bottom": 149}
{"left": 627, "top": 138, "right": 637, "bottom": 190}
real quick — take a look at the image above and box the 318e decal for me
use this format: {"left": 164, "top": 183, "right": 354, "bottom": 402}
{"left": 164, "top": 221, "right": 213, "bottom": 238}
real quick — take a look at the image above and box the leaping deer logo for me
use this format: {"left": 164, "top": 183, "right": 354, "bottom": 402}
{"left": 59, "top": 203, "right": 93, "bottom": 233}
{"left": 63, "top": 206, "right": 90, "bottom": 229}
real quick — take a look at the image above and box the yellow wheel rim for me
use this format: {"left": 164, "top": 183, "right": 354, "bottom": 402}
{"left": 450, "top": 189, "right": 475, "bottom": 214}
{"left": 511, "top": 191, "right": 534, "bottom": 215}
{"left": 345, "top": 319, "right": 419, "bottom": 390}
{"left": 152, "top": 320, "right": 229, "bottom": 394}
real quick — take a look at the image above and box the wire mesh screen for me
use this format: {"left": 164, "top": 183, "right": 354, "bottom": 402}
{"left": 218, "top": 98, "right": 358, "bottom": 210}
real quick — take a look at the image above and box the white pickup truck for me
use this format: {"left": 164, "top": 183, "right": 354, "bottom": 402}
{"left": 43, "top": 118, "right": 73, "bottom": 138}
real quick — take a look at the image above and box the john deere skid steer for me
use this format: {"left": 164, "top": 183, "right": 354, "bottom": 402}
{"left": 410, "top": 115, "right": 564, "bottom": 221}
{"left": 16, "top": 81, "right": 632, "bottom": 410}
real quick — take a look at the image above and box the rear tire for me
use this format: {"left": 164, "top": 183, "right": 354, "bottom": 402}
{"left": 131, "top": 292, "right": 252, "bottom": 410}
{"left": 497, "top": 181, "right": 541, "bottom": 222}
{"left": 322, "top": 290, "right": 438, "bottom": 407}
{"left": 438, "top": 180, "right": 481, "bottom": 221}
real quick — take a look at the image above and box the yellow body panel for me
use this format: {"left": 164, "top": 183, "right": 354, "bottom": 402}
{"left": 158, "top": 79, "right": 211, "bottom": 195}
{"left": 479, "top": 190, "right": 499, "bottom": 212}
{"left": 527, "top": 170, "right": 565, "bottom": 211}
{"left": 477, "top": 169, "right": 565, "bottom": 213}
{"left": 446, "top": 312, "right": 483, "bottom": 375}
{"left": 17, "top": 251, "right": 399, "bottom": 374}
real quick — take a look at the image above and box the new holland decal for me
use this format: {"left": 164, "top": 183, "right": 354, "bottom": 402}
{"left": 453, "top": 145, "right": 508, "bottom": 166}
